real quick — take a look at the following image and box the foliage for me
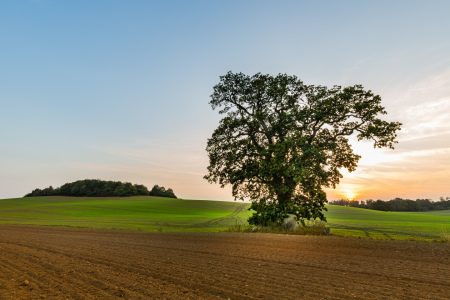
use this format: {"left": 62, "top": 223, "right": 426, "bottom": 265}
{"left": 247, "top": 201, "right": 288, "bottom": 227}
{"left": 24, "top": 179, "right": 177, "bottom": 198}
{"left": 25, "top": 186, "right": 55, "bottom": 197}
{"left": 148, "top": 185, "right": 177, "bottom": 198}
{"left": 226, "top": 219, "right": 329, "bottom": 236}
{"left": 205, "top": 72, "right": 401, "bottom": 226}
{"left": 247, "top": 201, "right": 310, "bottom": 227}
{"left": 439, "top": 226, "right": 450, "bottom": 242}
{"left": 329, "top": 197, "right": 450, "bottom": 212}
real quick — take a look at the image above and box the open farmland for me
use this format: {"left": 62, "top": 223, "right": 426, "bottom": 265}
{"left": 325, "top": 205, "right": 450, "bottom": 240}
{"left": 0, "top": 225, "right": 449, "bottom": 299}
{"left": 1, "top": 197, "right": 450, "bottom": 298}
{"left": 0, "top": 196, "right": 251, "bottom": 232}
{"left": 1, "top": 196, "right": 450, "bottom": 240}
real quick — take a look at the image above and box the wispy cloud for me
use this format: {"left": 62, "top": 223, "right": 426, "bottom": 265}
{"left": 328, "top": 66, "right": 450, "bottom": 201}
{"left": 87, "top": 137, "right": 207, "bottom": 177}
{"left": 328, "top": 147, "right": 450, "bottom": 200}
{"left": 62, "top": 137, "right": 232, "bottom": 200}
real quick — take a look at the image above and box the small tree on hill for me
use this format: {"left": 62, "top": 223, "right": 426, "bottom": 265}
{"left": 204, "top": 72, "right": 401, "bottom": 226}
{"left": 149, "top": 185, "right": 177, "bottom": 198}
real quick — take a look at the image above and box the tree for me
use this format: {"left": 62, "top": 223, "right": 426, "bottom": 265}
{"left": 149, "top": 185, "right": 177, "bottom": 198}
{"left": 204, "top": 72, "right": 401, "bottom": 225}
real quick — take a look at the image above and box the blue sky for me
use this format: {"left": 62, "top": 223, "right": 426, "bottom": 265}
{"left": 1, "top": 0, "right": 449, "bottom": 201}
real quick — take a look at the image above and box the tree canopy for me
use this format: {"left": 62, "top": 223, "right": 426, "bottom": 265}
{"left": 149, "top": 185, "right": 177, "bottom": 198}
{"left": 204, "top": 72, "right": 401, "bottom": 225}
{"left": 24, "top": 179, "right": 177, "bottom": 198}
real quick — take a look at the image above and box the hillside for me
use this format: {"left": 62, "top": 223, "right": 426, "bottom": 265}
{"left": 24, "top": 179, "right": 177, "bottom": 198}
{"left": 1, "top": 196, "right": 449, "bottom": 240}
{"left": 0, "top": 196, "right": 251, "bottom": 232}
{"left": 324, "top": 205, "right": 450, "bottom": 240}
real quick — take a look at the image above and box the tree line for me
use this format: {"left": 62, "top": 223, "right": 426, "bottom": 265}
{"left": 329, "top": 197, "right": 450, "bottom": 212}
{"left": 24, "top": 179, "right": 177, "bottom": 198}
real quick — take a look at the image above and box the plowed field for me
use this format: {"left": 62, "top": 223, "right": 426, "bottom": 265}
{"left": 0, "top": 225, "right": 449, "bottom": 299}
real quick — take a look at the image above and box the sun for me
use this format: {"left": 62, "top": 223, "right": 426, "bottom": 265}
{"left": 342, "top": 190, "right": 357, "bottom": 201}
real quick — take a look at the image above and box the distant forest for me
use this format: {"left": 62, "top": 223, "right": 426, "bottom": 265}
{"left": 329, "top": 197, "right": 450, "bottom": 212}
{"left": 24, "top": 179, "right": 177, "bottom": 198}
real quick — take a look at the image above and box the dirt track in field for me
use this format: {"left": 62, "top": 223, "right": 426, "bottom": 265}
{"left": 0, "top": 225, "right": 449, "bottom": 299}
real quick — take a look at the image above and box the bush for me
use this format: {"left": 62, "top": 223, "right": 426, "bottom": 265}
{"left": 148, "top": 185, "right": 177, "bottom": 198}
{"left": 227, "top": 219, "right": 330, "bottom": 236}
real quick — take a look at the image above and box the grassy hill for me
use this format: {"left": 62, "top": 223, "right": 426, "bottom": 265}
{"left": 325, "top": 205, "right": 450, "bottom": 240}
{"left": 0, "top": 196, "right": 448, "bottom": 240}
{"left": 0, "top": 196, "right": 251, "bottom": 232}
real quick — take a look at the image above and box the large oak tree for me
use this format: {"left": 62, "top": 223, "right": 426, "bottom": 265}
{"left": 204, "top": 72, "right": 401, "bottom": 225}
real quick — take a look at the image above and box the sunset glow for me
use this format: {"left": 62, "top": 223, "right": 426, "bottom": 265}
{"left": 1, "top": 2, "right": 449, "bottom": 202}
{"left": 340, "top": 190, "right": 357, "bottom": 201}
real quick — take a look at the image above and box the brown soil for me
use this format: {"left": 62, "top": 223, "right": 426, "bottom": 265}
{"left": 0, "top": 225, "right": 449, "bottom": 299}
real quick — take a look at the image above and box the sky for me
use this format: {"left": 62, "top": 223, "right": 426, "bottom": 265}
{"left": 1, "top": 0, "right": 449, "bottom": 201}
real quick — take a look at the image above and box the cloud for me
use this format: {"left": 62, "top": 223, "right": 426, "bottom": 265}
{"left": 399, "top": 97, "right": 450, "bottom": 143}
{"left": 327, "top": 147, "right": 450, "bottom": 200}
{"left": 64, "top": 138, "right": 235, "bottom": 200}
{"left": 88, "top": 137, "right": 208, "bottom": 176}
{"left": 327, "top": 65, "right": 450, "bottom": 201}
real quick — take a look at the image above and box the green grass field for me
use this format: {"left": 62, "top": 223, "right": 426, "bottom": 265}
{"left": 0, "top": 196, "right": 448, "bottom": 240}
{"left": 0, "top": 196, "right": 252, "bottom": 232}
{"left": 324, "top": 205, "right": 450, "bottom": 240}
